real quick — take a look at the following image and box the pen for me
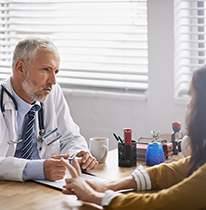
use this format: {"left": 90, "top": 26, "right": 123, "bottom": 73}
{"left": 61, "top": 157, "right": 82, "bottom": 165}
{"left": 118, "top": 136, "right": 124, "bottom": 144}
{"left": 113, "top": 133, "right": 120, "bottom": 142}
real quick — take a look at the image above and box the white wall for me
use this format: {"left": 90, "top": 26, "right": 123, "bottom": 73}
{"left": 63, "top": 0, "right": 189, "bottom": 151}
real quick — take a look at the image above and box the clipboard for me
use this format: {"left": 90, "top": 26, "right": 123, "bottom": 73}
{"left": 34, "top": 171, "right": 108, "bottom": 190}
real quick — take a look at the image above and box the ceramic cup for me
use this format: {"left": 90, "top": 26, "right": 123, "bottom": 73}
{"left": 89, "top": 137, "right": 109, "bottom": 163}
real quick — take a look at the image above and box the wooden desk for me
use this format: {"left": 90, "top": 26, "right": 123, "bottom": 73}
{"left": 91, "top": 149, "right": 183, "bottom": 180}
{"left": 0, "top": 150, "right": 184, "bottom": 210}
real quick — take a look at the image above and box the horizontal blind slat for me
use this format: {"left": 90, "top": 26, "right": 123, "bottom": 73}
{"left": 0, "top": 0, "right": 148, "bottom": 93}
{"left": 175, "top": 0, "right": 206, "bottom": 97}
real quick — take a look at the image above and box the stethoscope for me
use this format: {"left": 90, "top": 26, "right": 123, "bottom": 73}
{"left": 1, "top": 84, "right": 45, "bottom": 145}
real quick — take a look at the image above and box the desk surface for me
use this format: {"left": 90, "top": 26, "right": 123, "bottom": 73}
{"left": 0, "top": 149, "right": 184, "bottom": 210}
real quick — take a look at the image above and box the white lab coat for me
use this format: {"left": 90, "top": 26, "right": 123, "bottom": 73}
{"left": 0, "top": 77, "right": 89, "bottom": 181}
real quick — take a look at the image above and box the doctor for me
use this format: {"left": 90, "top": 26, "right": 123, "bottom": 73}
{"left": 0, "top": 36, "right": 98, "bottom": 182}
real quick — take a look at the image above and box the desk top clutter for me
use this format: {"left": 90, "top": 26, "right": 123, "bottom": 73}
{"left": 114, "top": 121, "right": 184, "bottom": 168}
{"left": 137, "top": 121, "right": 184, "bottom": 166}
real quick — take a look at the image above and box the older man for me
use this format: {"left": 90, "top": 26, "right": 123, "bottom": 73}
{"left": 0, "top": 36, "right": 98, "bottom": 181}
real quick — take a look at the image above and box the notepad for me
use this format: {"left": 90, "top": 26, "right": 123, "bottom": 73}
{"left": 136, "top": 143, "right": 148, "bottom": 160}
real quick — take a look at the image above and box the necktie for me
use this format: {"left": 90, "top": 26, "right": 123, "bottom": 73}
{"left": 21, "top": 105, "right": 39, "bottom": 159}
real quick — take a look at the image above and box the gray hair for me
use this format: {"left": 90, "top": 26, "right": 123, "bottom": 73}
{"left": 12, "top": 36, "right": 59, "bottom": 71}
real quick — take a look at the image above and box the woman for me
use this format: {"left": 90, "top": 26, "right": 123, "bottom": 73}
{"left": 61, "top": 65, "right": 206, "bottom": 210}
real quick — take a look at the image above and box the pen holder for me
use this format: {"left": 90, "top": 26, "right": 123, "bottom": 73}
{"left": 118, "top": 140, "right": 137, "bottom": 167}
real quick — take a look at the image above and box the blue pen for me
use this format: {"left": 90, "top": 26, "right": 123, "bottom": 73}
{"left": 61, "top": 157, "right": 82, "bottom": 165}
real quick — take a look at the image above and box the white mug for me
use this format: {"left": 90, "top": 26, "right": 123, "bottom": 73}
{"left": 89, "top": 137, "right": 109, "bottom": 163}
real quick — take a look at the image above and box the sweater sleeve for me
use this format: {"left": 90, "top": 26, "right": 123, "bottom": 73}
{"left": 146, "top": 156, "right": 190, "bottom": 190}
{"left": 131, "top": 165, "right": 152, "bottom": 190}
{"left": 103, "top": 158, "right": 206, "bottom": 210}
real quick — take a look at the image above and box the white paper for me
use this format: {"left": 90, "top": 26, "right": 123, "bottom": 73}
{"left": 34, "top": 172, "right": 108, "bottom": 190}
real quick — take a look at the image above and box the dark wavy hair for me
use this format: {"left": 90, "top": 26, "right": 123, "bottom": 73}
{"left": 187, "top": 65, "right": 206, "bottom": 176}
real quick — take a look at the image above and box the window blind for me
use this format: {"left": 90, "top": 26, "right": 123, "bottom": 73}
{"left": 175, "top": 0, "right": 206, "bottom": 97}
{"left": 0, "top": 0, "right": 148, "bottom": 93}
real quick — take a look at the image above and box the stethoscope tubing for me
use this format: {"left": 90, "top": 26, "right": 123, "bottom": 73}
{"left": 1, "top": 84, "right": 18, "bottom": 112}
{"left": 1, "top": 84, "right": 44, "bottom": 144}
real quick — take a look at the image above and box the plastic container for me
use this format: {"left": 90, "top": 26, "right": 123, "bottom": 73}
{"left": 145, "top": 142, "right": 164, "bottom": 166}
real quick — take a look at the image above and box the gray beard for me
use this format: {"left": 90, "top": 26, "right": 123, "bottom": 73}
{"left": 22, "top": 75, "right": 47, "bottom": 102}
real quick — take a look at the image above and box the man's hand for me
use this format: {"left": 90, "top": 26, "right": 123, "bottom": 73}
{"left": 44, "top": 155, "right": 70, "bottom": 181}
{"left": 76, "top": 150, "right": 98, "bottom": 171}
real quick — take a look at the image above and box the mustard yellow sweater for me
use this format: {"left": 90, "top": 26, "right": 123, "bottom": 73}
{"left": 104, "top": 157, "right": 206, "bottom": 210}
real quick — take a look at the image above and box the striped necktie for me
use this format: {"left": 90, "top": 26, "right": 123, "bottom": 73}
{"left": 21, "top": 105, "right": 39, "bottom": 159}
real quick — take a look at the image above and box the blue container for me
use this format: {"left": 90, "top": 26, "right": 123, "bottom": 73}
{"left": 146, "top": 142, "right": 164, "bottom": 166}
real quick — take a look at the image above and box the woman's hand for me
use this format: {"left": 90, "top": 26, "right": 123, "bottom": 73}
{"left": 61, "top": 157, "right": 104, "bottom": 205}
{"left": 86, "top": 176, "right": 137, "bottom": 193}
{"left": 85, "top": 179, "right": 111, "bottom": 192}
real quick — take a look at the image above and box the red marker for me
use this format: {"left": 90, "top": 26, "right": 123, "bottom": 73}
{"left": 124, "top": 129, "right": 132, "bottom": 145}
{"left": 124, "top": 129, "right": 132, "bottom": 160}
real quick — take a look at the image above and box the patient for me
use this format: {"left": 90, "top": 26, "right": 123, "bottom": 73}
{"left": 61, "top": 65, "right": 206, "bottom": 210}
